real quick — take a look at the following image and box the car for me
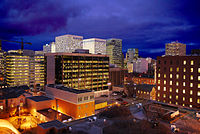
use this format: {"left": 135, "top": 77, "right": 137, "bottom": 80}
{"left": 101, "top": 94, "right": 108, "bottom": 97}
{"left": 116, "top": 98, "right": 123, "bottom": 101}
{"left": 121, "top": 101, "right": 128, "bottom": 105}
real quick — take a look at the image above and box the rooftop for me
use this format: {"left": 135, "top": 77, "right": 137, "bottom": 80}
{"left": 0, "top": 85, "right": 29, "bottom": 100}
{"left": 45, "top": 52, "right": 108, "bottom": 57}
{"left": 38, "top": 120, "right": 67, "bottom": 129}
{"left": 47, "top": 84, "right": 92, "bottom": 94}
{"left": 37, "top": 108, "right": 71, "bottom": 121}
{"left": 136, "top": 84, "right": 156, "bottom": 92}
{"left": 27, "top": 96, "right": 52, "bottom": 102}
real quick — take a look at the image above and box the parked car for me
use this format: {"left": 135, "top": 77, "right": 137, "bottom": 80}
{"left": 101, "top": 94, "right": 108, "bottom": 97}
{"left": 116, "top": 98, "right": 123, "bottom": 101}
{"left": 121, "top": 101, "right": 128, "bottom": 105}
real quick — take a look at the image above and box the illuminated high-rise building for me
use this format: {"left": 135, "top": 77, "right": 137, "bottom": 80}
{"left": 45, "top": 52, "right": 110, "bottom": 96}
{"left": 165, "top": 41, "right": 186, "bottom": 56}
{"left": 5, "top": 50, "right": 45, "bottom": 88}
{"left": 43, "top": 42, "right": 55, "bottom": 53}
{"left": 106, "top": 38, "right": 123, "bottom": 68}
{"left": 0, "top": 50, "right": 5, "bottom": 83}
{"left": 126, "top": 48, "right": 139, "bottom": 62}
{"left": 55, "top": 34, "right": 83, "bottom": 53}
{"left": 83, "top": 38, "right": 106, "bottom": 55}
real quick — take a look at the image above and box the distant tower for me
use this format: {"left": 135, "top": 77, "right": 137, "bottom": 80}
{"left": 165, "top": 41, "right": 186, "bottom": 56}
{"left": 126, "top": 48, "right": 138, "bottom": 62}
{"left": 55, "top": 34, "right": 83, "bottom": 53}
{"left": 83, "top": 38, "right": 106, "bottom": 54}
{"left": 106, "top": 39, "right": 123, "bottom": 68}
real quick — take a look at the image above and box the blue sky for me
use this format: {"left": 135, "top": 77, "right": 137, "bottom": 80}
{"left": 0, "top": 0, "right": 200, "bottom": 58}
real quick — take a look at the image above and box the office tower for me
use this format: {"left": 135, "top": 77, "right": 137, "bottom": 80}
{"left": 45, "top": 52, "right": 110, "bottom": 95}
{"left": 83, "top": 38, "right": 106, "bottom": 55}
{"left": 127, "top": 57, "right": 152, "bottom": 73}
{"left": 43, "top": 42, "right": 56, "bottom": 53}
{"left": 165, "top": 41, "right": 186, "bottom": 56}
{"left": 0, "top": 50, "right": 5, "bottom": 83}
{"left": 191, "top": 49, "right": 200, "bottom": 56}
{"left": 156, "top": 56, "right": 200, "bottom": 108}
{"left": 55, "top": 34, "right": 83, "bottom": 53}
{"left": 5, "top": 50, "right": 45, "bottom": 87}
{"left": 126, "top": 48, "right": 139, "bottom": 62}
{"left": 106, "top": 38, "right": 123, "bottom": 68}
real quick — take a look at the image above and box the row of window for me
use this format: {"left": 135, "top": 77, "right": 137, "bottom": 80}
{"left": 78, "top": 95, "right": 94, "bottom": 102}
{"left": 158, "top": 60, "right": 198, "bottom": 66}
{"left": 158, "top": 68, "right": 200, "bottom": 73}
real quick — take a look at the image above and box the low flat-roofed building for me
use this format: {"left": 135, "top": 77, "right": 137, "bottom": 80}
{"left": 27, "top": 96, "right": 53, "bottom": 119}
{"left": 46, "top": 84, "right": 95, "bottom": 119}
{"left": 37, "top": 120, "right": 68, "bottom": 134}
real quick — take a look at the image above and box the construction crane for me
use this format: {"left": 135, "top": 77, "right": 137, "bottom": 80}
{"left": 0, "top": 38, "right": 32, "bottom": 52}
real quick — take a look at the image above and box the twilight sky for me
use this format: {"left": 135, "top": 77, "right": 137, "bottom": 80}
{"left": 0, "top": 0, "right": 200, "bottom": 58}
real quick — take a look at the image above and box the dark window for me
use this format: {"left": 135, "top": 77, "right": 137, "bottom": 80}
{"left": 170, "top": 60, "right": 173, "bottom": 65}
{"left": 164, "top": 61, "right": 167, "bottom": 64}
{"left": 176, "top": 60, "right": 179, "bottom": 65}
{"left": 158, "top": 60, "right": 160, "bottom": 64}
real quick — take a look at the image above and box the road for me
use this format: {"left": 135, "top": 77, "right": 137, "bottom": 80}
{"left": 0, "top": 127, "right": 15, "bottom": 134}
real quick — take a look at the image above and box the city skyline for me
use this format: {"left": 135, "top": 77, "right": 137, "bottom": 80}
{"left": 0, "top": 0, "right": 200, "bottom": 58}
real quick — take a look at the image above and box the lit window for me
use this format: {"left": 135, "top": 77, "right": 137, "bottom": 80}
{"left": 158, "top": 80, "right": 160, "bottom": 84}
{"left": 163, "top": 94, "right": 166, "bottom": 98}
{"left": 189, "top": 105, "right": 192, "bottom": 108}
{"left": 190, "top": 98, "right": 192, "bottom": 102}
{"left": 169, "top": 95, "right": 172, "bottom": 99}
{"left": 138, "top": 91, "right": 140, "bottom": 93}
{"left": 164, "top": 80, "right": 166, "bottom": 85}
{"left": 190, "top": 90, "right": 193, "bottom": 95}
{"left": 176, "top": 95, "right": 178, "bottom": 100}
{"left": 183, "top": 60, "right": 186, "bottom": 65}
{"left": 199, "top": 68, "right": 200, "bottom": 73}
{"left": 197, "top": 99, "right": 200, "bottom": 104}
{"left": 158, "top": 73, "right": 160, "bottom": 77}
{"left": 183, "top": 68, "right": 186, "bottom": 72}
{"left": 0, "top": 106, "right": 3, "bottom": 110}
{"left": 158, "top": 86, "right": 160, "bottom": 90}
{"left": 198, "top": 84, "right": 200, "bottom": 88}
{"left": 176, "top": 67, "right": 179, "bottom": 72}
{"left": 158, "top": 93, "right": 160, "bottom": 97}
{"left": 183, "top": 75, "right": 186, "bottom": 79}
{"left": 190, "top": 83, "right": 193, "bottom": 87}
{"left": 144, "top": 92, "right": 146, "bottom": 94}
{"left": 176, "top": 102, "right": 178, "bottom": 105}
{"left": 164, "top": 74, "right": 166, "bottom": 78}
{"left": 191, "top": 68, "right": 193, "bottom": 72}
{"left": 176, "top": 82, "right": 179, "bottom": 86}
{"left": 164, "top": 87, "right": 166, "bottom": 91}
{"left": 176, "top": 74, "right": 179, "bottom": 79}
{"left": 183, "top": 97, "right": 185, "bottom": 101}
{"left": 183, "top": 89, "right": 185, "bottom": 94}
{"left": 169, "top": 101, "right": 171, "bottom": 104}
{"left": 190, "top": 75, "right": 193, "bottom": 80}
{"left": 170, "top": 88, "right": 172, "bottom": 92}
{"left": 183, "top": 82, "right": 186, "bottom": 86}
{"left": 170, "top": 81, "right": 172, "bottom": 85}
{"left": 191, "top": 60, "right": 194, "bottom": 65}
{"left": 198, "top": 91, "right": 200, "bottom": 96}
{"left": 198, "top": 76, "right": 200, "bottom": 81}
{"left": 170, "top": 67, "right": 173, "bottom": 72}
{"left": 170, "top": 74, "right": 172, "bottom": 78}
{"left": 183, "top": 104, "right": 185, "bottom": 106}
{"left": 176, "top": 89, "right": 178, "bottom": 93}
{"left": 163, "top": 100, "right": 166, "bottom": 103}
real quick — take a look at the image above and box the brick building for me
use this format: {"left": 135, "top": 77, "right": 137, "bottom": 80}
{"left": 156, "top": 56, "right": 200, "bottom": 108}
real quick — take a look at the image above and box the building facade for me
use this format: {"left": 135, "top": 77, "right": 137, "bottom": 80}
{"left": 156, "top": 56, "right": 200, "bottom": 108}
{"left": 83, "top": 38, "right": 106, "bottom": 55}
{"left": 126, "top": 48, "right": 138, "bottom": 62}
{"left": 165, "top": 41, "right": 186, "bottom": 56}
{"left": 109, "top": 67, "right": 127, "bottom": 86}
{"left": 5, "top": 50, "right": 45, "bottom": 87}
{"left": 45, "top": 53, "right": 109, "bottom": 92}
{"left": 106, "top": 39, "right": 123, "bottom": 68}
{"left": 46, "top": 84, "right": 95, "bottom": 119}
{"left": 0, "top": 51, "right": 5, "bottom": 83}
{"left": 55, "top": 34, "right": 83, "bottom": 53}
{"left": 43, "top": 42, "right": 55, "bottom": 53}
